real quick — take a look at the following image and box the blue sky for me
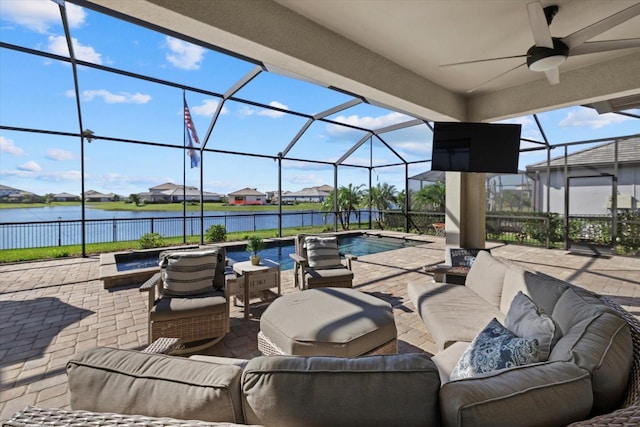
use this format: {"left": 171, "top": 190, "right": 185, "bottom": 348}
{"left": 1, "top": 0, "right": 639, "bottom": 198}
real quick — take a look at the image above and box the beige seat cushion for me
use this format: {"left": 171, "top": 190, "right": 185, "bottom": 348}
{"left": 67, "top": 347, "right": 244, "bottom": 424}
{"left": 408, "top": 281, "right": 504, "bottom": 351}
{"left": 150, "top": 290, "right": 226, "bottom": 321}
{"left": 439, "top": 361, "right": 592, "bottom": 427}
{"left": 305, "top": 266, "right": 354, "bottom": 287}
{"left": 260, "top": 288, "right": 396, "bottom": 357}
{"left": 242, "top": 354, "right": 440, "bottom": 427}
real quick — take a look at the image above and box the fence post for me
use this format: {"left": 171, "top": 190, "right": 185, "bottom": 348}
{"left": 58, "top": 217, "right": 62, "bottom": 246}
{"left": 150, "top": 218, "right": 154, "bottom": 234}
{"left": 113, "top": 217, "right": 117, "bottom": 242}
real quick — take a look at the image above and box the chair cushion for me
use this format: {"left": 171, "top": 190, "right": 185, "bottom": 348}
{"left": 505, "top": 291, "right": 562, "bottom": 361}
{"left": 305, "top": 266, "right": 354, "bottom": 288}
{"left": 241, "top": 354, "right": 440, "bottom": 427}
{"left": 304, "top": 236, "right": 342, "bottom": 269}
{"left": 66, "top": 347, "right": 244, "bottom": 424}
{"left": 151, "top": 290, "right": 226, "bottom": 321}
{"left": 450, "top": 318, "right": 541, "bottom": 381}
{"left": 160, "top": 249, "right": 219, "bottom": 296}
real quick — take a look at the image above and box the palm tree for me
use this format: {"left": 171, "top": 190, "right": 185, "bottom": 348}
{"left": 129, "top": 193, "right": 141, "bottom": 206}
{"left": 413, "top": 181, "right": 446, "bottom": 212}
{"left": 321, "top": 184, "right": 365, "bottom": 230}
{"left": 366, "top": 183, "right": 397, "bottom": 228}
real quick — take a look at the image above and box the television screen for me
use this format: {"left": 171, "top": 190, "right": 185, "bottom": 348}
{"left": 431, "top": 122, "right": 521, "bottom": 173}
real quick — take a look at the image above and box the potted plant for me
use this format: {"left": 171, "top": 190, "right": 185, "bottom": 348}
{"left": 246, "top": 235, "right": 265, "bottom": 265}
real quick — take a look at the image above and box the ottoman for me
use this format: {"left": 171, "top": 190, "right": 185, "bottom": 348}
{"left": 258, "top": 287, "right": 397, "bottom": 357}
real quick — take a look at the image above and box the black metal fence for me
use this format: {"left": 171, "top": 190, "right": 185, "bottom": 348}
{"left": 0, "top": 210, "right": 370, "bottom": 250}
{"left": 2, "top": 209, "right": 639, "bottom": 256}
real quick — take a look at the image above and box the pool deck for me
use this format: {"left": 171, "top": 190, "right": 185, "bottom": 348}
{"left": 1, "top": 231, "right": 640, "bottom": 419}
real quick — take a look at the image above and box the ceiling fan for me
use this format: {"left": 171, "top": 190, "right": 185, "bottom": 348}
{"left": 443, "top": 1, "right": 640, "bottom": 92}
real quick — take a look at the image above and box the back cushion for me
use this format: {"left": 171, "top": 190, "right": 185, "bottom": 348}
{"left": 67, "top": 347, "right": 244, "bottom": 423}
{"left": 465, "top": 250, "right": 507, "bottom": 307}
{"left": 242, "top": 354, "right": 440, "bottom": 427}
{"left": 304, "top": 236, "right": 342, "bottom": 269}
{"left": 160, "top": 248, "right": 220, "bottom": 296}
{"left": 549, "top": 288, "right": 633, "bottom": 415}
{"left": 501, "top": 269, "right": 569, "bottom": 316}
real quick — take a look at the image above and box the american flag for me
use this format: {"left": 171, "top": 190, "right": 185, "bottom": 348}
{"left": 184, "top": 98, "right": 200, "bottom": 168}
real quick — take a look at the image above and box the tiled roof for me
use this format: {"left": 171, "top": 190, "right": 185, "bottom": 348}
{"left": 228, "top": 187, "right": 266, "bottom": 196}
{"left": 526, "top": 137, "right": 640, "bottom": 171}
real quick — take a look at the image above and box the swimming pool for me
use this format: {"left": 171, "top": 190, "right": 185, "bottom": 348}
{"left": 225, "top": 234, "right": 421, "bottom": 270}
{"left": 112, "top": 234, "right": 422, "bottom": 273}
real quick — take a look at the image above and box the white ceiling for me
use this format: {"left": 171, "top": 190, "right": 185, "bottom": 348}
{"left": 77, "top": 0, "right": 640, "bottom": 122}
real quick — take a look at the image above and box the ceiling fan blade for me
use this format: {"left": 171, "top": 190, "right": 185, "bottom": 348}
{"left": 570, "top": 38, "right": 640, "bottom": 55}
{"left": 527, "top": 1, "right": 554, "bottom": 48}
{"left": 562, "top": 3, "right": 640, "bottom": 49}
{"left": 441, "top": 54, "right": 528, "bottom": 67}
{"left": 544, "top": 67, "right": 560, "bottom": 85}
{"left": 466, "top": 63, "right": 527, "bottom": 93}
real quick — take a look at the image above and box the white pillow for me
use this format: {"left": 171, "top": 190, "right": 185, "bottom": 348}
{"left": 505, "top": 291, "right": 562, "bottom": 361}
{"left": 160, "top": 249, "right": 219, "bottom": 296}
{"left": 304, "top": 236, "right": 342, "bottom": 269}
{"left": 450, "top": 318, "right": 540, "bottom": 381}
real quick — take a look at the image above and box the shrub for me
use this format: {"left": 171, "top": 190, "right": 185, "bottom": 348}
{"left": 205, "top": 224, "right": 227, "bottom": 242}
{"left": 138, "top": 232, "right": 165, "bottom": 249}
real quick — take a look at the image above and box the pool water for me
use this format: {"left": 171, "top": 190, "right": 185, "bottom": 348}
{"left": 116, "top": 234, "right": 421, "bottom": 272}
{"left": 225, "top": 234, "right": 421, "bottom": 270}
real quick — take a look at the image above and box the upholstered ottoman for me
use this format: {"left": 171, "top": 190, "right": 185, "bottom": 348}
{"left": 258, "top": 287, "right": 397, "bottom": 357}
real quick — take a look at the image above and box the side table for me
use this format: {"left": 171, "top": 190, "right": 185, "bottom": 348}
{"left": 423, "top": 264, "right": 470, "bottom": 285}
{"left": 228, "top": 259, "right": 281, "bottom": 319}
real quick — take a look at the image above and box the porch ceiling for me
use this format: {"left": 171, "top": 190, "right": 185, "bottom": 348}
{"left": 76, "top": 0, "right": 640, "bottom": 122}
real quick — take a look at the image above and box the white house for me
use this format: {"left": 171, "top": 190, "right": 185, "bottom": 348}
{"left": 526, "top": 138, "right": 640, "bottom": 215}
{"left": 227, "top": 187, "right": 266, "bottom": 205}
{"left": 281, "top": 185, "right": 333, "bottom": 203}
{"left": 139, "top": 182, "right": 223, "bottom": 202}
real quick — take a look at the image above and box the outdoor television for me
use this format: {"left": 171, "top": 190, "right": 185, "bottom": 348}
{"left": 431, "top": 122, "right": 521, "bottom": 174}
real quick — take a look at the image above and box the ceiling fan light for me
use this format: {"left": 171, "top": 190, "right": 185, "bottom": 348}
{"left": 529, "top": 54, "right": 566, "bottom": 71}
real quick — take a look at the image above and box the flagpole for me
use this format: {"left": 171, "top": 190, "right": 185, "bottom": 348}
{"left": 182, "top": 91, "right": 187, "bottom": 244}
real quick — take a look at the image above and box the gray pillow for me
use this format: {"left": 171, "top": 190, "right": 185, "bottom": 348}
{"left": 450, "top": 318, "right": 540, "bottom": 381}
{"left": 304, "top": 236, "right": 342, "bottom": 269}
{"left": 506, "top": 291, "right": 562, "bottom": 361}
{"left": 160, "top": 249, "right": 219, "bottom": 296}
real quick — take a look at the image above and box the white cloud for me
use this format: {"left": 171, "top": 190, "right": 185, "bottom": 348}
{"left": 47, "top": 35, "right": 102, "bottom": 64}
{"left": 192, "top": 99, "right": 228, "bottom": 116}
{"left": 67, "top": 89, "right": 151, "bottom": 104}
{"left": 559, "top": 108, "right": 632, "bottom": 129}
{"left": 258, "top": 101, "right": 288, "bottom": 118}
{"left": 393, "top": 141, "right": 432, "bottom": 156}
{"left": 46, "top": 148, "right": 74, "bottom": 161}
{"left": 1, "top": 0, "right": 85, "bottom": 33}
{"left": 238, "top": 105, "right": 256, "bottom": 118}
{"left": 17, "top": 161, "right": 41, "bottom": 172}
{"left": 328, "top": 112, "right": 413, "bottom": 134}
{"left": 165, "top": 36, "right": 205, "bottom": 70}
{"left": 0, "top": 136, "right": 26, "bottom": 155}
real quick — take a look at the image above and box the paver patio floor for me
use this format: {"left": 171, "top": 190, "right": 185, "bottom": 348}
{"left": 1, "top": 232, "right": 639, "bottom": 419}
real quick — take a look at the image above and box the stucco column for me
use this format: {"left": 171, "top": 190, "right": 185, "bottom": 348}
{"left": 444, "top": 172, "right": 486, "bottom": 263}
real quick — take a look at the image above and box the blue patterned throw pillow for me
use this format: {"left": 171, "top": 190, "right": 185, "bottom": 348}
{"left": 450, "top": 318, "right": 541, "bottom": 381}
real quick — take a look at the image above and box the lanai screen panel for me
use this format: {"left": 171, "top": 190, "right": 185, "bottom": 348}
{"left": 233, "top": 72, "right": 353, "bottom": 117}
{"left": 285, "top": 120, "right": 370, "bottom": 163}
{"left": 207, "top": 99, "right": 309, "bottom": 157}
{"left": 0, "top": 48, "right": 79, "bottom": 133}
{"left": 0, "top": 131, "right": 82, "bottom": 203}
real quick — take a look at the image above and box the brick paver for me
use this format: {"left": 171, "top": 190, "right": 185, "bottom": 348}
{"left": 1, "top": 232, "right": 639, "bottom": 419}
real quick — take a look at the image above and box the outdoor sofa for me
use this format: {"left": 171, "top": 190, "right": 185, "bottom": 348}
{"left": 4, "top": 252, "right": 640, "bottom": 426}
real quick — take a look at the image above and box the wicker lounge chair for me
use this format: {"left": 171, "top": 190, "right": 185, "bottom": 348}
{"left": 289, "top": 234, "right": 356, "bottom": 290}
{"left": 139, "top": 247, "right": 229, "bottom": 354}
